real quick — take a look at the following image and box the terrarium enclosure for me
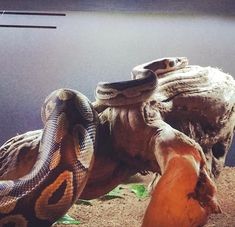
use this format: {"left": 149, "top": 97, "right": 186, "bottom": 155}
{"left": 0, "top": 1, "right": 234, "bottom": 162}
{"left": 0, "top": 1, "right": 235, "bottom": 226}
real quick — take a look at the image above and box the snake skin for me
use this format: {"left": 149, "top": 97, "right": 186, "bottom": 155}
{"left": 0, "top": 89, "right": 98, "bottom": 226}
{"left": 95, "top": 57, "right": 188, "bottom": 106}
{"left": 0, "top": 57, "right": 201, "bottom": 226}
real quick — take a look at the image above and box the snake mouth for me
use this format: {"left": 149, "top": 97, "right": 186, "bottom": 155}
{"left": 95, "top": 71, "right": 157, "bottom": 106}
{"left": 162, "top": 56, "right": 189, "bottom": 75}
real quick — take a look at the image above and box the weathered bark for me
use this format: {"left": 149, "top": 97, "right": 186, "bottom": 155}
{"left": 0, "top": 65, "right": 234, "bottom": 201}
{"left": 147, "top": 66, "right": 235, "bottom": 177}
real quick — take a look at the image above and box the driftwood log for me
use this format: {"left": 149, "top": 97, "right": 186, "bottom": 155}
{"left": 0, "top": 64, "right": 234, "bottom": 227}
{"left": 152, "top": 65, "right": 235, "bottom": 178}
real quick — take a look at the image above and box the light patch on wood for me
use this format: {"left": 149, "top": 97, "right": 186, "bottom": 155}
{"left": 142, "top": 156, "right": 208, "bottom": 227}
{"left": 35, "top": 170, "right": 73, "bottom": 221}
{"left": 182, "top": 154, "right": 200, "bottom": 174}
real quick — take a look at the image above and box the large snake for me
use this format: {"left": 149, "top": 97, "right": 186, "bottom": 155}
{"left": 95, "top": 57, "right": 188, "bottom": 106}
{"left": 0, "top": 90, "right": 98, "bottom": 226}
{"left": 0, "top": 57, "right": 188, "bottom": 226}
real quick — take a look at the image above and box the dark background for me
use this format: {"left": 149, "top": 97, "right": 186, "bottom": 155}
{"left": 0, "top": 0, "right": 235, "bottom": 16}
{"left": 0, "top": 1, "right": 234, "bottom": 165}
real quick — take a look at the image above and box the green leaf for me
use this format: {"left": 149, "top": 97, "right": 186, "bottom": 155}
{"left": 76, "top": 199, "right": 92, "bottom": 206}
{"left": 107, "top": 186, "right": 123, "bottom": 196}
{"left": 101, "top": 186, "right": 124, "bottom": 200}
{"left": 130, "top": 184, "right": 149, "bottom": 199}
{"left": 55, "top": 214, "right": 80, "bottom": 225}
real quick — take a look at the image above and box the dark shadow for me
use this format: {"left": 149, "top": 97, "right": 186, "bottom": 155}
{"left": 0, "top": 0, "right": 234, "bottom": 17}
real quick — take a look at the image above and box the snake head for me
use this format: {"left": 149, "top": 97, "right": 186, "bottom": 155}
{"left": 167, "top": 56, "right": 189, "bottom": 69}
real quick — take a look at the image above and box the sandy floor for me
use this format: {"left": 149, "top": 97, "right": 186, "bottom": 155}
{"left": 54, "top": 167, "right": 235, "bottom": 227}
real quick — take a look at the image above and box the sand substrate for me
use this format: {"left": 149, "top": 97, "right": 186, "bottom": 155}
{"left": 54, "top": 167, "right": 235, "bottom": 227}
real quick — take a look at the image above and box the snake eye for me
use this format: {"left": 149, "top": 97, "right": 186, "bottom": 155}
{"left": 169, "top": 61, "right": 175, "bottom": 67}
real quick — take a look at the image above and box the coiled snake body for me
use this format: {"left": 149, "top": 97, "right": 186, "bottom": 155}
{"left": 96, "top": 57, "right": 188, "bottom": 106}
{"left": 0, "top": 57, "right": 188, "bottom": 226}
{"left": 0, "top": 90, "right": 98, "bottom": 226}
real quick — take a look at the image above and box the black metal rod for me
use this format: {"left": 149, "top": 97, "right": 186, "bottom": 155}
{"left": 0, "top": 24, "right": 57, "bottom": 29}
{"left": 0, "top": 11, "right": 66, "bottom": 16}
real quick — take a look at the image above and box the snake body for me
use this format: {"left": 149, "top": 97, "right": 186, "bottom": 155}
{"left": 0, "top": 89, "right": 97, "bottom": 226}
{"left": 95, "top": 57, "right": 188, "bottom": 106}
{"left": 0, "top": 57, "right": 188, "bottom": 226}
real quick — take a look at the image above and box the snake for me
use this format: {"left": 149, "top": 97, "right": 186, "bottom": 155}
{"left": 0, "top": 89, "right": 98, "bottom": 226}
{"left": 95, "top": 57, "right": 188, "bottom": 106}
{"left": 0, "top": 57, "right": 188, "bottom": 227}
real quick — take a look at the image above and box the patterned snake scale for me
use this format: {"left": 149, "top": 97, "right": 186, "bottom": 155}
{"left": 95, "top": 57, "right": 188, "bottom": 106}
{"left": 0, "top": 89, "right": 98, "bottom": 226}
{"left": 0, "top": 57, "right": 188, "bottom": 226}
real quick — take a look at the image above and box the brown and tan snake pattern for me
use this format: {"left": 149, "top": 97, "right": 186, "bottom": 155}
{"left": 0, "top": 89, "right": 98, "bottom": 226}
{"left": 0, "top": 57, "right": 204, "bottom": 227}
